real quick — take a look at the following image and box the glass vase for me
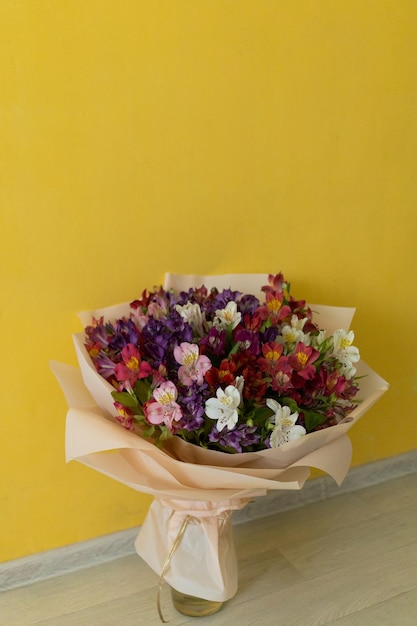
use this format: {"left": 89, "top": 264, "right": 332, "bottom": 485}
{"left": 170, "top": 587, "right": 224, "bottom": 617}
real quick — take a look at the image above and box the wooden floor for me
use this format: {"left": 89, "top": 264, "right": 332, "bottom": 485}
{"left": 1, "top": 472, "right": 417, "bottom": 626}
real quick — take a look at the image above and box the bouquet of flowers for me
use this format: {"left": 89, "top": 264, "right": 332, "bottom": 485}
{"left": 83, "top": 273, "right": 361, "bottom": 454}
{"left": 52, "top": 272, "right": 388, "bottom": 619}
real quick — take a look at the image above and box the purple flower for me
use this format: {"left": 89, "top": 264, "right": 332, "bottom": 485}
{"left": 178, "top": 382, "right": 210, "bottom": 431}
{"left": 259, "top": 326, "right": 279, "bottom": 343}
{"left": 199, "top": 327, "right": 226, "bottom": 356}
{"left": 209, "top": 424, "right": 261, "bottom": 453}
{"left": 85, "top": 321, "right": 111, "bottom": 348}
{"left": 238, "top": 294, "right": 260, "bottom": 316}
{"left": 141, "top": 313, "right": 194, "bottom": 370}
{"left": 108, "top": 319, "right": 139, "bottom": 351}
{"left": 234, "top": 328, "right": 260, "bottom": 356}
{"left": 95, "top": 352, "right": 117, "bottom": 379}
{"left": 211, "top": 289, "right": 242, "bottom": 312}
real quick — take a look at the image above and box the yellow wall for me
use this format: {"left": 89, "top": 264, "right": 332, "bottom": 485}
{"left": 1, "top": 0, "right": 416, "bottom": 563}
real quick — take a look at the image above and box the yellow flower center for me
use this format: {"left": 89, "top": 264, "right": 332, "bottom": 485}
{"left": 126, "top": 356, "right": 139, "bottom": 371}
{"left": 223, "top": 310, "right": 234, "bottom": 322}
{"left": 265, "top": 349, "right": 280, "bottom": 361}
{"left": 158, "top": 391, "right": 175, "bottom": 405}
{"left": 183, "top": 352, "right": 197, "bottom": 367}
{"left": 297, "top": 352, "right": 308, "bottom": 368}
{"left": 267, "top": 298, "right": 282, "bottom": 313}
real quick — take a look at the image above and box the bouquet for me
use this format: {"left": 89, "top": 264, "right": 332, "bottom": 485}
{"left": 52, "top": 272, "right": 388, "bottom": 619}
{"left": 83, "top": 273, "right": 361, "bottom": 454}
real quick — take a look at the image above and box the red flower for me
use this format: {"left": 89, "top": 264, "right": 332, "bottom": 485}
{"left": 270, "top": 359, "right": 293, "bottom": 393}
{"left": 258, "top": 341, "right": 283, "bottom": 370}
{"left": 256, "top": 290, "right": 292, "bottom": 327}
{"left": 288, "top": 342, "right": 320, "bottom": 380}
{"left": 205, "top": 358, "right": 236, "bottom": 387}
{"left": 262, "top": 273, "right": 288, "bottom": 295}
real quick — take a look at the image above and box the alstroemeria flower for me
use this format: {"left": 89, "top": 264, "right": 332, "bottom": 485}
{"left": 175, "top": 302, "right": 206, "bottom": 337}
{"left": 114, "top": 402, "right": 135, "bottom": 431}
{"left": 262, "top": 273, "right": 289, "bottom": 297}
{"left": 174, "top": 342, "right": 212, "bottom": 386}
{"left": 265, "top": 290, "right": 291, "bottom": 320}
{"left": 258, "top": 342, "right": 292, "bottom": 392}
{"left": 145, "top": 381, "right": 183, "bottom": 430}
{"left": 280, "top": 315, "right": 310, "bottom": 346}
{"left": 94, "top": 352, "right": 117, "bottom": 380}
{"left": 269, "top": 359, "right": 293, "bottom": 393}
{"left": 332, "top": 329, "right": 358, "bottom": 354}
{"left": 234, "top": 328, "right": 260, "bottom": 355}
{"left": 256, "top": 290, "right": 291, "bottom": 326}
{"left": 208, "top": 423, "right": 260, "bottom": 453}
{"left": 147, "top": 291, "right": 171, "bottom": 320}
{"left": 288, "top": 342, "right": 320, "bottom": 380}
{"left": 259, "top": 341, "right": 283, "bottom": 369}
{"left": 205, "top": 358, "right": 236, "bottom": 387}
{"left": 205, "top": 385, "right": 241, "bottom": 431}
{"left": 213, "top": 301, "right": 242, "bottom": 330}
{"left": 331, "top": 329, "right": 360, "bottom": 379}
{"left": 266, "top": 398, "right": 306, "bottom": 447}
{"left": 114, "top": 343, "right": 152, "bottom": 384}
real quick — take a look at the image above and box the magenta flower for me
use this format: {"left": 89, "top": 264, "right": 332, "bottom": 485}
{"left": 114, "top": 343, "right": 152, "bottom": 384}
{"left": 114, "top": 402, "right": 135, "bottom": 431}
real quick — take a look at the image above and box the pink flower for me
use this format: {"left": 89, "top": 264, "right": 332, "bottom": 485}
{"left": 145, "top": 381, "right": 183, "bottom": 430}
{"left": 174, "top": 342, "right": 212, "bottom": 386}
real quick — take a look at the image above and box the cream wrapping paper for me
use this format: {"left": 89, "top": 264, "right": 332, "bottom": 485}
{"left": 135, "top": 498, "right": 248, "bottom": 602}
{"left": 51, "top": 273, "right": 389, "bottom": 604}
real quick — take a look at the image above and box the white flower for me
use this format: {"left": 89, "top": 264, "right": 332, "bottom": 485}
{"left": 266, "top": 398, "right": 306, "bottom": 448}
{"left": 234, "top": 375, "right": 245, "bottom": 400}
{"left": 281, "top": 324, "right": 305, "bottom": 345}
{"left": 290, "top": 314, "right": 308, "bottom": 331}
{"left": 213, "top": 301, "right": 242, "bottom": 330}
{"left": 175, "top": 302, "right": 206, "bottom": 336}
{"left": 314, "top": 329, "right": 327, "bottom": 345}
{"left": 279, "top": 315, "right": 310, "bottom": 346}
{"left": 205, "top": 385, "right": 241, "bottom": 431}
{"left": 332, "top": 329, "right": 355, "bottom": 352}
{"left": 332, "top": 329, "right": 360, "bottom": 379}
{"left": 337, "top": 357, "right": 358, "bottom": 380}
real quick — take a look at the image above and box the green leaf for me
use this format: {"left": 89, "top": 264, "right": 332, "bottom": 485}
{"left": 141, "top": 425, "right": 155, "bottom": 438}
{"left": 131, "top": 406, "right": 145, "bottom": 417}
{"left": 134, "top": 379, "right": 151, "bottom": 404}
{"left": 280, "top": 397, "right": 300, "bottom": 413}
{"left": 159, "top": 427, "right": 173, "bottom": 441}
{"left": 303, "top": 410, "right": 326, "bottom": 432}
{"left": 252, "top": 406, "right": 273, "bottom": 423}
{"left": 111, "top": 391, "right": 139, "bottom": 407}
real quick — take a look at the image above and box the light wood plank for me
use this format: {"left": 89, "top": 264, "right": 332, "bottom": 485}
{"left": 325, "top": 589, "right": 417, "bottom": 626}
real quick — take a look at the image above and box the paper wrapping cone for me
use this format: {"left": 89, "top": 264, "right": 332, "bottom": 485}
{"left": 135, "top": 498, "right": 248, "bottom": 602}
{"left": 51, "top": 273, "right": 389, "bottom": 602}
